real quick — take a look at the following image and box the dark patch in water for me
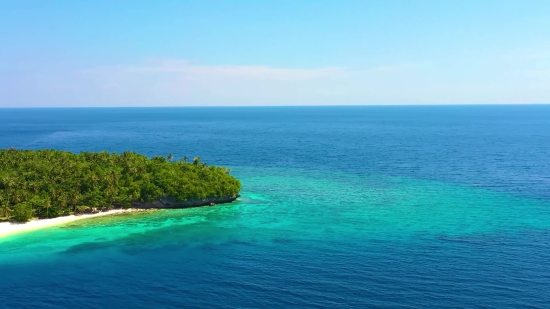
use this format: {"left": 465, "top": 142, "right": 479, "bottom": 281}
{"left": 63, "top": 240, "right": 116, "bottom": 254}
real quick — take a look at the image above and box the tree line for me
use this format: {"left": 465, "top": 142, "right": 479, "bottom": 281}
{"left": 0, "top": 149, "right": 241, "bottom": 222}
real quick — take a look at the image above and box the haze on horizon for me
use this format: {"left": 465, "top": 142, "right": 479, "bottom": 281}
{"left": 1, "top": 0, "right": 549, "bottom": 107}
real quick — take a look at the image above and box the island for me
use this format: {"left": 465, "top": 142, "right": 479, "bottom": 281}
{"left": 0, "top": 149, "right": 241, "bottom": 223}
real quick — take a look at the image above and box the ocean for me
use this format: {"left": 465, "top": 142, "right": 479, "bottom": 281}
{"left": 1, "top": 105, "right": 549, "bottom": 308}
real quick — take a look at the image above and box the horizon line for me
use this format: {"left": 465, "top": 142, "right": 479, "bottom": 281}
{"left": 1, "top": 103, "right": 550, "bottom": 109}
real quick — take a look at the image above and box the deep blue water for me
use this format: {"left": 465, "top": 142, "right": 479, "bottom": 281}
{"left": 1, "top": 106, "right": 550, "bottom": 308}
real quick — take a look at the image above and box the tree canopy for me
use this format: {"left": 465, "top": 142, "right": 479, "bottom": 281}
{"left": 0, "top": 149, "right": 241, "bottom": 222}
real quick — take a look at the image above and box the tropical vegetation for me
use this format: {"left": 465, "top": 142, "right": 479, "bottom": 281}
{"left": 0, "top": 149, "right": 241, "bottom": 222}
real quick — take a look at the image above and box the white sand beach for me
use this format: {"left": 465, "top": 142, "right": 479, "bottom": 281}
{"left": 0, "top": 208, "right": 140, "bottom": 239}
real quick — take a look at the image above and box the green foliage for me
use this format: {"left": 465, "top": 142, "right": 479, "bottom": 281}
{"left": 0, "top": 149, "right": 241, "bottom": 221}
{"left": 13, "top": 202, "right": 33, "bottom": 223}
{"left": 0, "top": 192, "right": 12, "bottom": 218}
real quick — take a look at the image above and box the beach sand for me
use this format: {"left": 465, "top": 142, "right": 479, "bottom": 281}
{"left": 0, "top": 209, "right": 143, "bottom": 239}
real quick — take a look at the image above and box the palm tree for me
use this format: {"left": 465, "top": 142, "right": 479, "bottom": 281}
{"left": 69, "top": 191, "right": 81, "bottom": 213}
{"left": 57, "top": 194, "right": 69, "bottom": 214}
{"left": 105, "top": 186, "right": 116, "bottom": 205}
{"left": 10, "top": 190, "right": 22, "bottom": 205}
{"left": 44, "top": 198, "right": 51, "bottom": 218}
{"left": 167, "top": 154, "right": 174, "bottom": 162}
{"left": 2, "top": 176, "right": 16, "bottom": 192}
{"left": 0, "top": 194, "right": 12, "bottom": 219}
{"left": 129, "top": 166, "right": 138, "bottom": 175}
{"left": 193, "top": 157, "right": 201, "bottom": 165}
{"left": 89, "top": 173, "right": 100, "bottom": 189}
{"left": 182, "top": 156, "right": 188, "bottom": 162}
{"left": 29, "top": 181, "right": 40, "bottom": 195}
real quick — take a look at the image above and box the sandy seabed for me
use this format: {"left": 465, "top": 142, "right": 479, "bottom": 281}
{"left": 0, "top": 208, "right": 142, "bottom": 238}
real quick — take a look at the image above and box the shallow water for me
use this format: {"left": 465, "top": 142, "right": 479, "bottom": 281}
{"left": 1, "top": 106, "right": 550, "bottom": 308}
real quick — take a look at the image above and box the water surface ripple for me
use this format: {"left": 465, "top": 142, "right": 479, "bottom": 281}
{"left": 1, "top": 106, "right": 549, "bottom": 308}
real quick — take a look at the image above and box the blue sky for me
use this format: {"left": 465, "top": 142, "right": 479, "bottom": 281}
{"left": 1, "top": 0, "right": 549, "bottom": 107}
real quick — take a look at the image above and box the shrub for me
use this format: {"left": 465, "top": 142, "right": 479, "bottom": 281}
{"left": 13, "top": 203, "right": 34, "bottom": 223}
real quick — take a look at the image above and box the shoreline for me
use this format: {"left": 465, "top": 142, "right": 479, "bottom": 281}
{"left": 0, "top": 208, "right": 147, "bottom": 239}
{"left": 0, "top": 196, "right": 240, "bottom": 240}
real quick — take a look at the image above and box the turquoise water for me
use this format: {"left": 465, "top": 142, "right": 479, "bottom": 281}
{"left": 1, "top": 106, "right": 550, "bottom": 308}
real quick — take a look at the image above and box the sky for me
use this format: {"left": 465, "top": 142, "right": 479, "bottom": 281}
{"left": 0, "top": 0, "right": 549, "bottom": 107}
